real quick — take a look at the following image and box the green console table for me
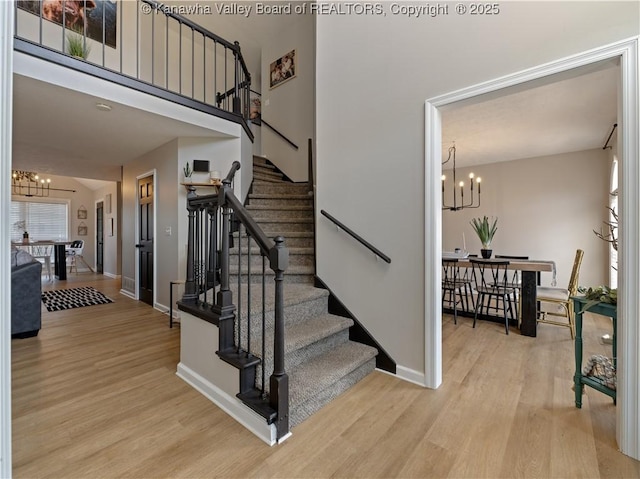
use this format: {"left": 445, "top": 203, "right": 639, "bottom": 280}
{"left": 572, "top": 297, "right": 617, "bottom": 408}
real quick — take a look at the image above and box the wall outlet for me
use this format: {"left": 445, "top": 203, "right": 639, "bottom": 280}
{"left": 165, "top": 227, "right": 172, "bottom": 236}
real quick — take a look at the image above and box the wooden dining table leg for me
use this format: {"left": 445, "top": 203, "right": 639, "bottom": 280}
{"left": 520, "top": 270, "right": 537, "bottom": 337}
{"left": 53, "top": 244, "right": 67, "bottom": 280}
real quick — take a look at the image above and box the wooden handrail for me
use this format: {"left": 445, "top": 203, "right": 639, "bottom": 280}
{"left": 321, "top": 210, "right": 391, "bottom": 264}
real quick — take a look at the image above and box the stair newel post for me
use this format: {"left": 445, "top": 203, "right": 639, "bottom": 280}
{"left": 233, "top": 41, "right": 241, "bottom": 115}
{"left": 182, "top": 188, "right": 199, "bottom": 302}
{"left": 213, "top": 179, "right": 236, "bottom": 352}
{"left": 269, "top": 236, "right": 289, "bottom": 439}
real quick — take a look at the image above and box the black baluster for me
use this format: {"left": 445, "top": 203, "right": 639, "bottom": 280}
{"left": 237, "top": 212, "right": 242, "bottom": 352}
{"left": 261, "top": 254, "right": 266, "bottom": 398}
{"left": 246, "top": 231, "right": 251, "bottom": 358}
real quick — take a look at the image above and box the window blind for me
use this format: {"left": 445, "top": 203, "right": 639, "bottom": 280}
{"left": 10, "top": 200, "right": 69, "bottom": 243}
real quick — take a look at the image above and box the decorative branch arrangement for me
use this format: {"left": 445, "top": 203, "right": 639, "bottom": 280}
{"left": 593, "top": 206, "right": 618, "bottom": 252}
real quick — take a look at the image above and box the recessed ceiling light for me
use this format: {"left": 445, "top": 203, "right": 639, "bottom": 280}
{"left": 95, "top": 103, "right": 112, "bottom": 112}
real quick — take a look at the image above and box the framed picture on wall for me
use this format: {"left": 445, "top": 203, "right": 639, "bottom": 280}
{"left": 17, "top": 0, "right": 118, "bottom": 48}
{"left": 77, "top": 206, "right": 87, "bottom": 219}
{"left": 269, "top": 49, "right": 296, "bottom": 89}
{"left": 78, "top": 223, "right": 88, "bottom": 236}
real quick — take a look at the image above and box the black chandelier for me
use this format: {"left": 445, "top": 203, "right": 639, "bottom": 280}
{"left": 12, "top": 170, "right": 51, "bottom": 197}
{"left": 441, "top": 145, "right": 481, "bottom": 211}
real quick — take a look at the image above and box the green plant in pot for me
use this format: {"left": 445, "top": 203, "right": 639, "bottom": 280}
{"left": 66, "top": 33, "right": 91, "bottom": 59}
{"left": 470, "top": 216, "right": 498, "bottom": 259}
{"left": 183, "top": 162, "right": 193, "bottom": 183}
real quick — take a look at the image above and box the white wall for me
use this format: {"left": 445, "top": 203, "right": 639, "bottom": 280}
{"left": 315, "top": 2, "right": 639, "bottom": 376}
{"left": 94, "top": 181, "right": 121, "bottom": 277}
{"left": 260, "top": 13, "right": 315, "bottom": 182}
{"left": 442, "top": 149, "right": 610, "bottom": 289}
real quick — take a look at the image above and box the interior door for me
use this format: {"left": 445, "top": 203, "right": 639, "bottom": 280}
{"left": 138, "top": 175, "right": 154, "bottom": 305}
{"left": 96, "top": 201, "right": 104, "bottom": 274}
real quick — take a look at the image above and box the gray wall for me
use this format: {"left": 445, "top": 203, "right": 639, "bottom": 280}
{"left": 122, "top": 139, "right": 179, "bottom": 308}
{"left": 315, "top": 2, "right": 639, "bottom": 375}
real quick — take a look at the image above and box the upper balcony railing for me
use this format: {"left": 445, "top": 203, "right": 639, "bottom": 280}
{"left": 13, "top": 0, "right": 252, "bottom": 134}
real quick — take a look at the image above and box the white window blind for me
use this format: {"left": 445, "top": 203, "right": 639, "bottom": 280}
{"left": 10, "top": 200, "right": 69, "bottom": 243}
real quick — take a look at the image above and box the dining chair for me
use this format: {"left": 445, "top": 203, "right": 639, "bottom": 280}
{"left": 536, "top": 249, "right": 584, "bottom": 339}
{"left": 494, "top": 255, "right": 529, "bottom": 322}
{"left": 29, "top": 244, "right": 53, "bottom": 281}
{"left": 442, "top": 259, "right": 467, "bottom": 324}
{"left": 470, "top": 258, "right": 516, "bottom": 334}
{"left": 66, "top": 240, "right": 93, "bottom": 273}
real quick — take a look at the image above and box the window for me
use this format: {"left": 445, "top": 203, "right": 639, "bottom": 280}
{"left": 11, "top": 199, "right": 69, "bottom": 243}
{"left": 610, "top": 157, "right": 618, "bottom": 288}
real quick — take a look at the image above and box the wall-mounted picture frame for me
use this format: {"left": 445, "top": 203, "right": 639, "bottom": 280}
{"left": 78, "top": 222, "right": 88, "bottom": 236}
{"left": 17, "top": 0, "right": 118, "bottom": 48}
{"left": 77, "top": 206, "right": 87, "bottom": 219}
{"left": 269, "top": 49, "right": 296, "bottom": 89}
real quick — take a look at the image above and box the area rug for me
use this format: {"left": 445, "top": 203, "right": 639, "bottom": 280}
{"left": 41, "top": 286, "right": 113, "bottom": 312}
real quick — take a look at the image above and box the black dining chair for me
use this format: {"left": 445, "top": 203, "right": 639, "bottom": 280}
{"left": 442, "top": 259, "right": 468, "bottom": 324}
{"left": 470, "top": 258, "right": 517, "bottom": 335}
{"left": 494, "top": 255, "right": 529, "bottom": 323}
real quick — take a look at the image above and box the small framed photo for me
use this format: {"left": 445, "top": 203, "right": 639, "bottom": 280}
{"left": 269, "top": 49, "right": 296, "bottom": 89}
{"left": 78, "top": 225, "right": 88, "bottom": 236}
{"left": 77, "top": 206, "right": 87, "bottom": 219}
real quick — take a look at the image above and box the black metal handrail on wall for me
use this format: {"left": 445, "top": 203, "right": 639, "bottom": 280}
{"left": 13, "top": 0, "right": 252, "bottom": 129}
{"left": 178, "top": 162, "right": 290, "bottom": 440}
{"left": 321, "top": 210, "right": 391, "bottom": 264}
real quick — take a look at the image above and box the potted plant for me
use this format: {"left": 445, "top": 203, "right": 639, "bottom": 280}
{"left": 470, "top": 216, "right": 498, "bottom": 258}
{"left": 183, "top": 162, "right": 193, "bottom": 183}
{"left": 66, "top": 33, "right": 91, "bottom": 59}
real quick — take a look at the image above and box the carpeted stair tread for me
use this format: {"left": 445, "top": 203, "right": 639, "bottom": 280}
{"left": 235, "top": 230, "right": 314, "bottom": 238}
{"left": 249, "top": 193, "right": 312, "bottom": 200}
{"left": 229, "top": 283, "right": 328, "bottom": 319}
{"left": 289, "top": 341, "right": 378, "bottom": 409}
{"left": 253, "top": 162, "right": 277, "bottom": 171}
{"left": 230, "top": 264, "right": 315, "bottom": 283}
{"left": 254, "top": 172, "right": 284, "bottom": 182}
{"left": 253, "top": 174, "right": 285, "bottom": 183}
{"left": 282, "top": 314, "right": 353, "bottom": 353}
{"left": 247, "top": 205, "right": 313, "bottom": 212}
{"left": 248, "top": 313, "right": 353, "bottom": 359}
{"left": 230, "top": 246, "right": 314, "bottom": 256}
{"left": 253, "top": 217, "right": 314, "bottom": 224}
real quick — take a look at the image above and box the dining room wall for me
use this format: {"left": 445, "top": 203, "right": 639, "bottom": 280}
{"left": 442, "top": 148, "right": 611, "bottom": 290}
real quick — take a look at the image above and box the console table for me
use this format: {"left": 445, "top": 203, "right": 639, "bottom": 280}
{"left": 572, "top": 297, "right": 617, "bottom": 408}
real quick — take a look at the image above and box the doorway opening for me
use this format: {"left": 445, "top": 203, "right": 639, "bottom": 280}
{"left": 425, "top": 38, "right": 639, "bottom": 458}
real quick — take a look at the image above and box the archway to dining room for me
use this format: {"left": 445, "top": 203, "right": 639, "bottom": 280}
{"left": 424, "top": 38, "right": 639, "bottom": 459}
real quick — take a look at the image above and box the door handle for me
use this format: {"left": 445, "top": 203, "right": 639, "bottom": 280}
{"left": 135, "top": 244, "right": 143, "bottom": 248}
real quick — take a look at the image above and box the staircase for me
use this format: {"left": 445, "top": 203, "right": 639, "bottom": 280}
{"left": 228, "top": 156, "right": 378, "bottom": 428}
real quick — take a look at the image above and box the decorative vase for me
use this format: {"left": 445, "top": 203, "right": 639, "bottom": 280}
{"left": 481, "top": 248, "right": 492, "bottom": 259}
{"left": 22, "top": 231, "right": 29, "bottom": 244}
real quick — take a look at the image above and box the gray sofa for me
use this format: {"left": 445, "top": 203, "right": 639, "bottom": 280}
{"left": 11, "top": 247, "right": 42, "bottom": 338}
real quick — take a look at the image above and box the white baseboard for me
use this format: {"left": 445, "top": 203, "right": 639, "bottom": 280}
{"left": 119, "top": 289, "right": 136, "bottom": 300}
{"left": 392, "top": 365, "right": 428, "bottom": 388}
{"left": 176, "top": 362, "right": 279, "bottom": 446}
{"left": 103, "top": 272, "right": 121, "bottom": 279}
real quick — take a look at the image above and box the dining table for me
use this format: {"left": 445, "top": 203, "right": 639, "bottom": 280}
{"left": 13, "top": 241, "right": 72, "bottom": 280}
{"left": 452, "top": 257, "right": 556, "bottom": 337}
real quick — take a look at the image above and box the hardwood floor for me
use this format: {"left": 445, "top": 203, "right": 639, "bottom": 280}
{"left": 12, "top": 274, "right": 640, "bottom": 478}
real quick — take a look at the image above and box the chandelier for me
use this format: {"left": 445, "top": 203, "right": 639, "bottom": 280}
{"left": 441, "top": 145, "right": 481, "bottom": 211}
{"left": 12, "top": 170, "right": 51, "bottom": 197}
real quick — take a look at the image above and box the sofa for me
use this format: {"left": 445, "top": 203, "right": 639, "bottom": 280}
{"left": 11, "top": 247, "right": 42, "bottom": 338}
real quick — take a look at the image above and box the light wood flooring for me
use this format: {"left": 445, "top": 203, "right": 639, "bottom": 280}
{"left": 11, "top": 274, "right": 640, "bottom": 478}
